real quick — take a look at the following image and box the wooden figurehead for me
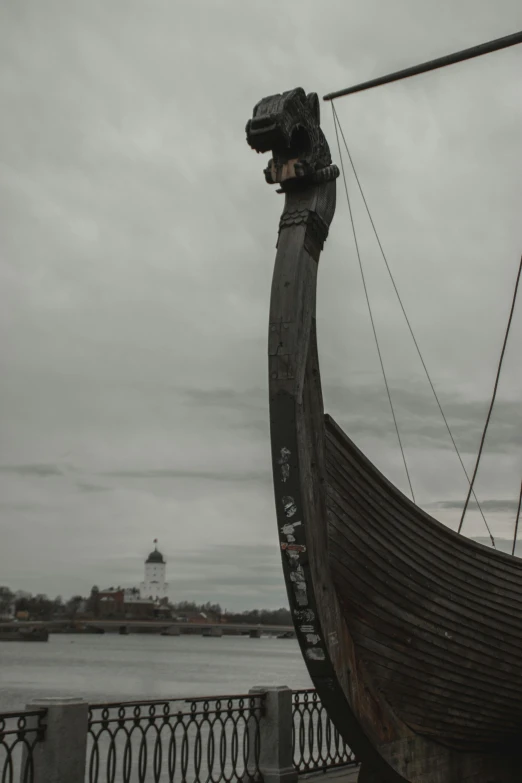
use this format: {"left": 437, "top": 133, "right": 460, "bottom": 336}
{"left": 246, "top": 87, "right": 522, "bottom": 782}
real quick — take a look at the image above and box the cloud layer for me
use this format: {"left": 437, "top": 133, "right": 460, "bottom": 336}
{"left": 1, "top": 0, "right": 521, "bottom": 606}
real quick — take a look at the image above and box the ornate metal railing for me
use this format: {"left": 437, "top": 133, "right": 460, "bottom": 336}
{"left": 0, "top": 689, "right": 357, "bottom": 781}
{"left": 292, "top": 689, "right": 358, "bottom": 773}
{"left": 0, "top": 709, "right": 47, "bottom": 783}
{"left": 87, "top": 693, "right": 264, "bottom": 783}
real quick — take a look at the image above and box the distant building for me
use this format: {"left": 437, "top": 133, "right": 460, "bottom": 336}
{"left": 174, "top": 611, "right": 220, "bottom": 625}
{"left": 140, "top": 540, "right": 168, "bottom": 602}
{"left": 97, "top": 588, "right": 125, "bottom": 617}
{"left": 97, "top": 587, "right": 163, "bottom": 619}
{"left": 98, "top": 540, "right": 170, "bottom": 619}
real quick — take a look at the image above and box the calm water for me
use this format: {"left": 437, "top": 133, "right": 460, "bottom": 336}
{"left": 0, "top": 633, "right": 312, "bottom": 712}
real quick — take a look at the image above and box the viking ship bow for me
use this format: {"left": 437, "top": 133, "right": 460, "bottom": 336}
{"left": 246, "top": 88, "right": 522, "bottom": 783}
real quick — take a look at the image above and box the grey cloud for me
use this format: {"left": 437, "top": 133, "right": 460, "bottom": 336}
{"left": 182, "top": 388, "right": 266, "bottom": 412}
{"left": 473, "top": 537, "right": 522, "bottom": 556}
{"left": 432, "top": 499, "right": 520, "bottom": 514}
{"left": 0, "top": 502, "right": 49, "bottom": 513}
{"left": 102, "top": 468, "right": 271, "bottom": 483}
{"left": 326, "top": 379, "right": 522, "bottom": 454}
{"left": 77, "top": 482, "right": 111, "bottom": 494}
{"left": 157, "top": 545, "right": 286, "bottom": 603}
{"left": 0, "top": 464, "right": 64, "bottom": 477}
{"left": 181, "top": 379, "right": 521, "bottom": 454}
{"left": 0, "top": 0, "right": 520, "bottom": 607}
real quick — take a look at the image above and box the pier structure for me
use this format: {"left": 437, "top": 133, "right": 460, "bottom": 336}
{"left": 0, "top": 619, "right": 296, "bottom": 637}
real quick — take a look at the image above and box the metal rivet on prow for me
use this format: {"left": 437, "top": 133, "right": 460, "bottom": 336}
{"left": 271, "top": 372, "right": 277, "bottom": 379}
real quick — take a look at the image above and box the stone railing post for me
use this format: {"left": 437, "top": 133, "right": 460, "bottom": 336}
{"left": 249, "top": 686, "right": 297, "bottom": 783}
{"left": 21, "top": 697, "right": 88, "bottom": 783}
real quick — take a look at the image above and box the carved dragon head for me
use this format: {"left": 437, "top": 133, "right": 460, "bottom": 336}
{"left": 246, "top": 88, "right": 339, "bottom": 190}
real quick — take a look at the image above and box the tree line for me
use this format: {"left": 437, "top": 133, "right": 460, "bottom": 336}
{"left": 0, "top": 587, "right": 291, "bottom": 625}
{"left": 0, "top": 586, "right": 99, "bottom": 621}
{"left": 170, "top": 601, "right": 291, "bottom": 625}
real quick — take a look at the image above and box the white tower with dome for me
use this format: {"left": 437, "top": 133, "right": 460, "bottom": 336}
{"left": 140, "top": 540, "right": 168, "bottom": 602}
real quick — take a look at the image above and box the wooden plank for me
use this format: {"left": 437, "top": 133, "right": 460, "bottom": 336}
{"left": 325, "top": 421, "right": 522, "bottom": 584}
{"left": 321, "top": 417, "right": 522, "bottom": 747}
{"left": 266, "top": 178, "right": 413, "bottom": 782}
{"left": 248, "top": 87, "right": 522, "bottom": 782}
{"left": 325, "top": 416, "right": 522, "bottom": 576}
{"left": 326, "top": 458, "right": 522, "bottom": 613}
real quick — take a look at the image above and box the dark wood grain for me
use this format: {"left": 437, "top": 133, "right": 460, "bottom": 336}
{"left": 249, "top": 86, "right": 522, "bottom": 782}
{"left": 325, "top": 414, "right": 522, "bottom": 753}
{"left": 267, "top": 192, "right": 522, "bottom": 780}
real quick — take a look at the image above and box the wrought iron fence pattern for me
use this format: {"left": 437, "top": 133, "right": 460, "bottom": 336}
{"left": 292, "top": 689, "right": 357, "bottom": 773}
{"left": 0, "top": 710, "right": 46, "bottom": 783}
{"left": 87, "top": 693, "right": 264, "bottom": 783}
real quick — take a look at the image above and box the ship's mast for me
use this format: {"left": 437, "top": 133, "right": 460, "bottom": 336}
{"left": 324, "top": 30, "right": 522, "bottom": 101}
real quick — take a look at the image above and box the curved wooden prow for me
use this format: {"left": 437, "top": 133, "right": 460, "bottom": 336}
{"left": 268, "top": 180, "right": 410, "bottom": 783}
{"left": 248, "top": 87, "right": 522, "bottom": 783}
{"left": 268, "top": 180, "right": 522, "bottom": 783}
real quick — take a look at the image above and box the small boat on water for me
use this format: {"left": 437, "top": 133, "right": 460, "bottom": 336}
{"left": 0, "top": 625, "right": 49, "bottom": 642}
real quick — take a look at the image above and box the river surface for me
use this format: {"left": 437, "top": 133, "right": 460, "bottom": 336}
{"left": 0, "top": 633, "right": 312, "bottom": 712}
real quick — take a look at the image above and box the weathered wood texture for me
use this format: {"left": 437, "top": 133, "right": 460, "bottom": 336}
{"left": 268, "top": 192, "right": 522, "bottom": 780}
{"left": 325, "top": 414, "right": 522, "bottom": 751}
{"left": 268, "top": 183, "right": 409, "bottom": 783}
{"left": 255, "top": 85, "right": 522, "bottom": 783}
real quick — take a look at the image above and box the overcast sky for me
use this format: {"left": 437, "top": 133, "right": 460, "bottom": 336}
{"left": 1, "top": 0, "right": 521, "bottom": 609}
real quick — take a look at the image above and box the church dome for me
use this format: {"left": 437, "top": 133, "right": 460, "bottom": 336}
{"left": 146, "top": 542, "right": 165, "bottom": 564}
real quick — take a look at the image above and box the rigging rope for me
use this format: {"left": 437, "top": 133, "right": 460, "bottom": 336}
{"left": 512, "top": 481, "right": 522, "bottom": 556}
{"left": 458, "top": 255, "right": 522, "bottom": 534}
{"left": 331, "top": 102, "right": 494, "bottom": 543}
{"left": 332, "top": 106, "right": 416, "bottom": 503}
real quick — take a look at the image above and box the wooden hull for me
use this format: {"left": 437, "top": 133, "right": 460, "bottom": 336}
{"left": 326, "top": 414, "right": 522, "bottom": 753}
{"left": 268, "top": 181, "right": 522, "bottom": 782}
